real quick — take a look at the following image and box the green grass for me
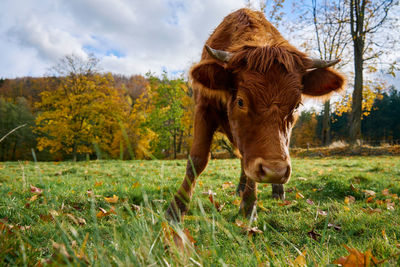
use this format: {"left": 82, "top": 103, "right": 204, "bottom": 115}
{"left": 1, "top": 156, "right": 400, "bottom": 266}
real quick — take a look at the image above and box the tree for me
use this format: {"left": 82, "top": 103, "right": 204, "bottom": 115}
{"left": 308, "top": 0, "right": 350, "bottom": 145}
{"left": 348, "top": 0, "right": 398, "bottom": 142}
{"left": 291, "top": 110, "right": 319, "bottom": 148}
{"left": 146, "top": 73, "right": 187, "bottom": 159}
{"left": 35, "top": 55, "right": 125, "bottom": 161}
{"left": 0, "top": 97, "right": 35, "bottom": 161}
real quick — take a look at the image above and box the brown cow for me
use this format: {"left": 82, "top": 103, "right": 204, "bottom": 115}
{"left": 166, "top": 8, "right": 344, "bottom": 221}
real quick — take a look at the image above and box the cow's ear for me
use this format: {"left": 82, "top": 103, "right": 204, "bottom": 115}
{"left": 190, "top": 60, "right": 231, "bottom": 91}
{"left": 302, "top": 68, "right": 345, "bottom": 97}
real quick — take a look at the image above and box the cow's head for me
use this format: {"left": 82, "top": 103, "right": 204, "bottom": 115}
{"left": 191, "top": 45, "right": 344, "bottom": 184}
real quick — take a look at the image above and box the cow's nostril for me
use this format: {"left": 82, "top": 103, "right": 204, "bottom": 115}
{"left": 261, "top": 163, "right": 290, "bottom": 179}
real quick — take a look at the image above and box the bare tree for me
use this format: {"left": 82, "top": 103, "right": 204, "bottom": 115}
{"left": 348, "top": 0, "right": 399, "bottom": 143}
{"left": 311, "top": 0, "right": 351, "bottom": 145}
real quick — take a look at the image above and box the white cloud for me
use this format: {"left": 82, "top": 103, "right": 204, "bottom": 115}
{"left": 0, "top": 0, "right": 247, "bottom": 78}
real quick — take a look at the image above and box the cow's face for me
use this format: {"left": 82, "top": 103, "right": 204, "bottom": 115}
{"left": 191, "top": 46, "right": 344, "bottom": 184}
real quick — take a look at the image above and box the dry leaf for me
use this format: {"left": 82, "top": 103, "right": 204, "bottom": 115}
{"left": 328, "top": 223, "right": 342, "bottom": 231}
{"left": 361, "top": 207, "right": 382, "bottom": 214}
{"left": 382, "top": 188, "right": 390, "bottom": 196}
{"left": 350, "top": 184, "right": 359, "bottom": 192}
{"left": 366, "top": 196, "right": 375, "bottom": 203}
{"left": 296, "top": 192, "right": 304, "bottom": 199}
{"left": 277, "top": 200, "right": 293, "bottom": 206}
{"left": 235, "top": 220, "right": 263, "bottom": 235}
{"left": 345, "top": 196, "right": 355, "bottom": 205}
{"left": 382, "top": 229, "right": 388, "bottom": 242}
{"left": 317, "top": 209, "right": 327, "bottom": 216}
{"left": 307, "top": 228, "right": 321, "bottom": 241}
{"left": 96, "top": 207, "right": 116, "bottom": 218}
{"left": 104, "top": 195, "right": 118, "bottom": 204}
{"left": 30, "top": 185, "right": 43, "bottom": 194}
{"left": 363, "top": 190, "right": 376, "bottom": 197}
{"left": 222, "top": 181, "right": 235, "bottom": 189}
{"left": 293, "top": 250, "right": 307, "bottom": 267}
{"left": 132, "top": 181, "right": 140, "bottom": 189}
{"left": 386, "top": 201, "right": 395, "bottom": 210}
{"left": 333, "top": 245, "right": 382, "bottom": 266}
{"left": 206, "top": 190, "right": 224, "bottom": 211}
{"left": 94, "top": 181, "right": 103, "bottom": 187}
{"left": 232, "top": 199, "right": 241, "bottom": 206}
{"left": 29, "top": 194, "right": 39, "bottom": 202}
{"left": 306, "top": 199, "right": 315, "bottom": 205}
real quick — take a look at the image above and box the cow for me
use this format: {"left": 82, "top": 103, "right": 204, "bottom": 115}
{"left": 166, "top": 8, "right": 344, "bottom": 221}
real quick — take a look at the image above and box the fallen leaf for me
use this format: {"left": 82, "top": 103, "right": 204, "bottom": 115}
{"left": 235, "top": 220, "right": 263, "bottom": 235}
{"left": 222, "top": 181, "right": 235, "bottom": 189}
{"left": 94, "top": 181, "right": 103, "bottom": 187}
{"left": 363, "top": 190, "right": 376, "bottom": 197}
{"left": 132, "top": 181, "right": 140, "bottom": 189}
{"left": 30, "top": 185, "right": 43, "bottom": 194}
{"left": 333, "top": 245, "right": 382, "bottom": 266}
{"left": 29, "top": 194, "right": 39, "bottom": 202}
{"left": 131, "top": 204, "right": 141, "bottom": 212}
{"left": 386, "top": 200, "right": 395, "bottom": 211}
{"left": 104, "top": 195, "right": 118, "bottom": 204}
{"left": 307, "top": 228, "right": 321, "bottom": 241}
{"left": 96, "top": 207, "right": 116, "bottom": 218}
{"left": 293, "top": 250, "right": 307, "bottom": 267}
{"left": 382, "top": 229, "right": 388, "bottom": 242}
{"left": 350, "top": 184, "right": 359, "bottom": 192}
{"left": 232, "top": 199, "right": 241, "bottom": 206}
{"left": 382, "top": 188, "right": 390, "bottom": 196}
{"left": 296, "top": 192, "right": 304, "bottom": 199}
{"left": 317, "top": 209, "right": 327, "bottom": 216}
{"left": 206, "top": 190, "right": 224, "bottom": 211}
{"left": 286, "top": 187, "right": 295, "bottom": 193}
{"left": 361, "top": 207, "right": 382, "bottom": 214}
{"left": 328, "top": 223, "right": 342, "bottom": 231}
{"left": 277, "top": 200, "right": 293, "bottom": 206}
{"left": 366, "top": 196, "right": 375, "bottom": 203}
{"left": 344, "top": 196, "right": 355, "bottom": 205}
{"left": 306, "top": 199, "right": 315, "bottom": 205}
{"left": 52, "top": 241, "right": 71, "bottom": 259}
{"left": 161, "top": 222, "right": 195, "bottom": 252}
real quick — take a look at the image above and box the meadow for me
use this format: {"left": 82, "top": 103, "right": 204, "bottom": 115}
{"left": 1, "top": 156, "right": 400, "bottom": 266}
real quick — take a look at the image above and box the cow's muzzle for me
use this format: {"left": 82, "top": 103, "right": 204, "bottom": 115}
{"left": 245, "top": 158, "right": 291, "bottom": 184}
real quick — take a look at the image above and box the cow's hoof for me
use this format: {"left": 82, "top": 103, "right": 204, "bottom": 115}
{"left": 165, "top": 203, "right": 182, "bottom": 223}
{"left": 272, "top": 184, "right": 285, "bottom": 200}
{"left": 239, "top": 202, "right": 257, "bottom": 221}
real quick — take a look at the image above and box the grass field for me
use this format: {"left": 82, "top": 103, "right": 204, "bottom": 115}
{"left": 1, "top": 156, "right": 400, "bottom": 266}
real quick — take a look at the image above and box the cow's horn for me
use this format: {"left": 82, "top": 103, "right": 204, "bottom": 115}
{"left": 205, "top": 45, "right": 232, "bottom": 62}
{"left": 310, "top": 58, "right": 341, "bottom": 69}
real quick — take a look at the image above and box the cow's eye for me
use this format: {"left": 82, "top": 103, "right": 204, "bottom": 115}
{"left": 237, "top": 98, "right": 244, "bottom": 108}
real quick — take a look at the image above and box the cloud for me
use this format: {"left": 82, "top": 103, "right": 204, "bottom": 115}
{"left": 0, "top": 0, "right": 247, "bottom": 78}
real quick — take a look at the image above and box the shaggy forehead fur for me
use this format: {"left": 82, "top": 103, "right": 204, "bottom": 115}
{"left": 236, "top": 67, "right": 302, "bottom": 112}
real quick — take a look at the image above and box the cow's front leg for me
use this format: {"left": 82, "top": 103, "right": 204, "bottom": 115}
{"left": 236, "top": 159, "right": 247, "bottom": 196}
{"left": 165, "top": 107, "right": 216, "bottom": 222}
{"left": 239, "top": 177, "right": 258, "bottom": 219}
{"left": 272, "top": 184, "right": 285, "bottom": 200}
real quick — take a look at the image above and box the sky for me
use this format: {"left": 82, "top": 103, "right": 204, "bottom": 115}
{"left": 0, "top": 0, "right": 276, "bottom": 78}
{"left": 0, "top": 0, "right": 398, "bottom": 94}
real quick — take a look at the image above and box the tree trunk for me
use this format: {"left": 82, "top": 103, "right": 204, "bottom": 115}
{"left": 72, "top": 144, "right": 77, "bottom": 161}
{"left": 349, "top": 37, "right": 364, "bottom": 143}
{"left": 322, "top": 100, "right": 331, "bottom": 146}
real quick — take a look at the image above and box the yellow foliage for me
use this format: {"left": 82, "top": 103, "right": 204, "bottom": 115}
{"left": 334, "top": 80, "right": 385, "bottom": 118}
{"left": 35, "top": 73, "right": 126, "bottom": 158}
